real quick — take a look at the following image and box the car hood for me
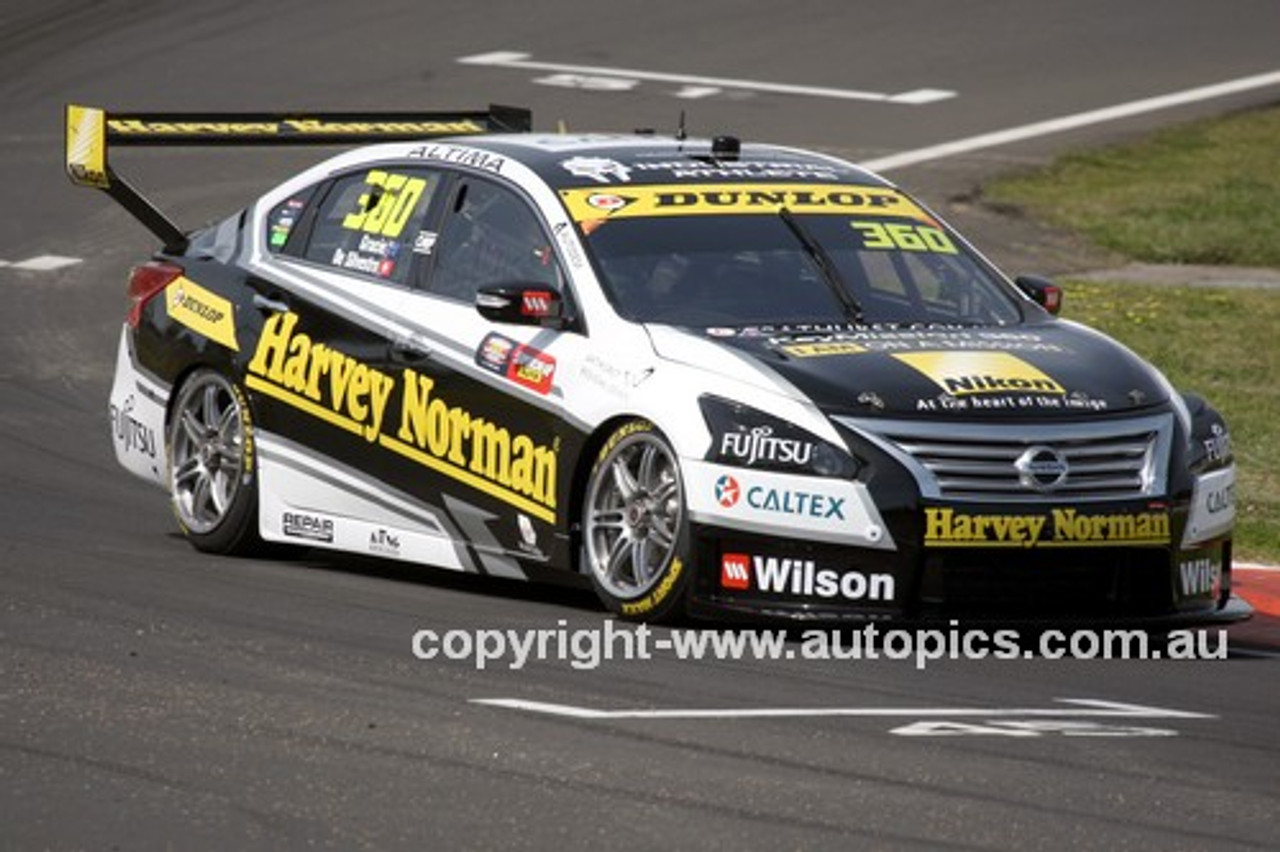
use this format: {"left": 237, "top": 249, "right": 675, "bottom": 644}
{"left": 651, "top": 321, "right": 1170, "bottom": 419}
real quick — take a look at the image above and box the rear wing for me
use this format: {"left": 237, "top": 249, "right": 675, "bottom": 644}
{"left": 64, "top": 103, "right": 532, "bottom": 252}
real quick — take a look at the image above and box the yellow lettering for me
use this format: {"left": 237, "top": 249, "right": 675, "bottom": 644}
{"left": 248, "top": 311, "right": 298, "bottom": 381}
{"left": 281, "top": 332, "right": 311, "bottom": 392}
{"left": 365, "top": 373, "right": 395, "bottom": 444}
{"left": 397, "top": 369, "right": 436, "bottom": 445}
{"left": 925, "top": 507, "right": 952, "bottom": 541}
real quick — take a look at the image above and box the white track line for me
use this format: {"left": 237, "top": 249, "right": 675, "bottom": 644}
{"left": 472, "top": 697, "right": 1212, "bottom": 721}
{"left": 0, "top": 255, "right": 82, "bottom": 272}
{"left": 459, "top": 51, "right": 955, "bottom": 105}
{"left": 863, "top": 69, "right": 1280, "bottom": 171}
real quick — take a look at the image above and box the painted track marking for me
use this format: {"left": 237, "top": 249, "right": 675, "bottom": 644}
{"left": 458, "top": 51, "right": 955, "bottom": 105}
{"left": 863, "top": 69, "right": 1280, "bottom": 171}
{"left": 471, "top": 697, "right": 1212, "bottom": 721}
{"left": 0, "top": 255, "right": 82, "bottom": 272}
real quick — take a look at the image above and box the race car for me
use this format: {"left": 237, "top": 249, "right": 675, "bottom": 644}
{"left": 68, "top": 103, "right": 1248, "bottom": 625}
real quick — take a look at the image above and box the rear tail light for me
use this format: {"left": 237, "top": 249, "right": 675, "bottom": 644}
{"left": 126, "top": 261, "right": 183, "bottom": 328}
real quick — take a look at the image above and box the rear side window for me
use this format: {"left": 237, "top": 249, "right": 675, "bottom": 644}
{"left": 265, "top": 187, "right": 315, "bottom": 252}
{"left": 302, "top": 168, "right": 441, "bottom": 285}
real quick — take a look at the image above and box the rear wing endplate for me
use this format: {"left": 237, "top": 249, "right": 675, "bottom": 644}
{"left": 64, "top": 103, "right": 532, "bottom": 251}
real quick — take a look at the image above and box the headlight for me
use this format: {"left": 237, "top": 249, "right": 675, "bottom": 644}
{"left": 699, "top": 395, "right": 858, "bottom": 478}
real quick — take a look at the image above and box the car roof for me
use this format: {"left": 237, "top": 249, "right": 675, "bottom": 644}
{"left": 447, "top": 133, "right": 894, "bottom": 190}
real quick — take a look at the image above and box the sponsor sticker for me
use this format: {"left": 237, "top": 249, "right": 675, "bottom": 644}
{"left": 1202, "top": 423, "right": 1231, "bottom": 463}
{"left": 780, "top": 341, "right": 868, "bottom": 358}
{"left": 719, "top": 426, "right": 814, "bottom": 468}
{"left": 923, "top": 507, "right": 1170, "bottom": 548}
{"left": 507, "top": 344, "right": 556, "bottom": 395}
{"left": 719, "top": 553, "right": 895, "bottom": 602}
{"left": 109, "top": 394, "right": 158, "bottom": 460}
{"left": 165, "top": 276, "right": 239, "bottom": 351}
{"left": 475, "top": 332, "right": 517, "bottom": 374}
{"left": 720, "top": 553, "right": 752, "bottom": 590}
{"left": 559, "top": 183, "right": 930, "bottom": 223}
{"left": 893, "top": 351, "right": 1065, "bottom": 396}
{"left": 1178, "top": 553, "right": 1222, "bottom": 599}
{"left": 714, "top": 475, "right": 741, "bottom": 508}
{"left": 560, "top": 156, "right": 632, "bottom": 184}
{"left": 283, "top": 511, "right": 335, "bottom": 543}
{"left": 369, "top": 528, "right": 401, "bottom": 556}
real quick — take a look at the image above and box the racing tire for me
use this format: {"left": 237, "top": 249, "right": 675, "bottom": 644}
{"left": 167, "top": 369, "right": 264, "bottom": 555}
{"left": 582, "top": 419, "right": 692, "bottom": 622}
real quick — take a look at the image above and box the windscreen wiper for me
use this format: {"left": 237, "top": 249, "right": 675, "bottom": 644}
{"left": 778, "top": 207, "right": 864, "bottom": 324}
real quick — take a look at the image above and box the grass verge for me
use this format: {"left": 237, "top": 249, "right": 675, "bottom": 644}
{"left": 985, "top": 106, "right": 1280, "bottom": 266}
{"left": 984, "top": 105, "right": 1280, "bottom": 561}
{"left": 1060, "top": 280, "right": 1279, "bottom": 562}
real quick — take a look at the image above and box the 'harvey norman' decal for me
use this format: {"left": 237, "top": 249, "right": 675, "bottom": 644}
{"left": 107, "top": 118, "right": 487, "bottom": 137}
{"left": 924, "top": 507, "right": 1170, "bottom": 548}
{"left": 246, "top": 312, "right": 557, "bottom": 522}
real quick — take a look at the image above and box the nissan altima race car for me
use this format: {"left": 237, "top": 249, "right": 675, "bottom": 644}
{"left": 67, "top": 103, "right": 1248, "bottom": 625}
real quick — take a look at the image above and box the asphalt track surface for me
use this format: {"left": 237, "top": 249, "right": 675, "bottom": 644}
{"left": 4, "top": 2, "right": 1280, "bottom": 848}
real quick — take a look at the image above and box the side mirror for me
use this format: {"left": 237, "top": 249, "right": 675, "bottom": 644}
{"left": 1015, "top": 275, "right": 1063, "bottom": 315}
{"left": 475, "top": 283, "right": 567, "bottom": 328}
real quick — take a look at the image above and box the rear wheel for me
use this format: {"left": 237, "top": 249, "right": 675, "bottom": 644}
{"left": 167, "top": 369, "right": 262, "bottom": 554}
{"left": 582, "top": 420, "right": 692, "bottom": 621}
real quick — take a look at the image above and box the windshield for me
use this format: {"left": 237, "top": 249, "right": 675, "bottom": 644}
{"left": 565, "top": 185, "right": 1024, "bottom": 327}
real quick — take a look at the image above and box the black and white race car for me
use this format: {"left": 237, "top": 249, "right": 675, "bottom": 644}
{"left": 68, "top": 103, "right": 1247, "bottom": 625}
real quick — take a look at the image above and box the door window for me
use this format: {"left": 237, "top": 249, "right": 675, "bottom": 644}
{"left": 426, "top": 179, "right": 563, "bottom": 302}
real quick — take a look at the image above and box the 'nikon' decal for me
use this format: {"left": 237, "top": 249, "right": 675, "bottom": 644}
{"left": 246, "top": 312, "right": 557, "bottom": 522}
{"left": 924, "top": 507, "right": 1170, "bottom": 548}
{"left": 893, "top": 351, "right": 1065, "bottom": 396}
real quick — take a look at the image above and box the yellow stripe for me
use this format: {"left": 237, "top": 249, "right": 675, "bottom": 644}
{"left": 246, "top": 375, "right": 364, "bottom": 438}
{"left": 246, "top": 374, "right": 557, "bottom": 525}
{"left": 380, "top": 434, "right": 556, "bottom": 525}
{"left": 1037, "top": 539, "right": 1169, "bottom": 548}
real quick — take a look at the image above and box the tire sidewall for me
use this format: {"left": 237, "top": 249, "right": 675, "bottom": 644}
{"left": 168, "top": 370, "right": 261, "bottom": 554}
{"left": 583, "top": 419, "right": 692, "bottom": 622}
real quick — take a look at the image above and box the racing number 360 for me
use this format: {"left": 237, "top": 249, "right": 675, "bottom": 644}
{"left": 343, "top": 170, "right": 427, "bottom": 238}
{"left": 851, "top": 220, "right": 957, "bottom": 254}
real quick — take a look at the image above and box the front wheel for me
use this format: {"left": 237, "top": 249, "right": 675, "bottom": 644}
{"left": 167, "top": 369, "right": 263, "bottom": 555}
{"left": 582, "top": 420, "right": 692, "bottom": 621}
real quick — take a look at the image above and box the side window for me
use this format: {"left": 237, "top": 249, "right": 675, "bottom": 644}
{"left": 265, "top": 186, "right": 316, "bottom": 253}
{"left": 302, "top": 168, "right": 441, "bottom": 285}
{"left": 426, "top": 179, "right": 563, "bottom": 303}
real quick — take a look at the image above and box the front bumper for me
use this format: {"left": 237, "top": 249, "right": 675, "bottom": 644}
{"left": 683, "top": 518, "right": 1249, "bottom": 628}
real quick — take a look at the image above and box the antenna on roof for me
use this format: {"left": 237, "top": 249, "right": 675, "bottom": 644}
{"left": 675, "top": 110, "right": 687, "bottom": 142}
